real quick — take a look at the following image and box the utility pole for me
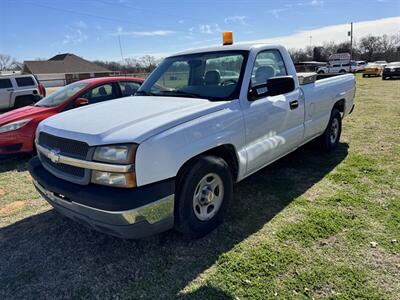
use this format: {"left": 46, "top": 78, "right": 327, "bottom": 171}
{"left": 118, "top": 35, "right": 125, "bottom": 63}
{"left": 349, "top": 22, "right": 353, "bottom": 72}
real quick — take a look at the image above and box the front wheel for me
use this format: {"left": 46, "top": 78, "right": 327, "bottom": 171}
{"left": 318, "top": 109, "right": 342, "bottom": 152}
{"left": 174, "top": 156, "right": 233, "bottom": 238}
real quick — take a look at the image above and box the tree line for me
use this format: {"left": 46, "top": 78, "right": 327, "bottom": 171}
{"left": 289, "top": 33, "right": 400, "bottom": 63}
{"left": 93, "top": 55, "right": 162, "bottom": 74}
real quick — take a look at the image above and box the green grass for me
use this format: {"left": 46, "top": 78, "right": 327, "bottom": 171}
{"left": 0, "top": 75, "right": 399, "bottom": 299}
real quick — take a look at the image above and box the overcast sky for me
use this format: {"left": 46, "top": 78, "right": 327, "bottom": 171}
{"left": 1, "top": 0, "right": 399, "bottom": 61}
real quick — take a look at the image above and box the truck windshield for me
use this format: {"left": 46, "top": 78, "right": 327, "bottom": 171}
{"left": 35, "top": 82, "right": 89, "bottom": 107}
{"left": 136, "top": 50, "right": 248, "bottom": 101}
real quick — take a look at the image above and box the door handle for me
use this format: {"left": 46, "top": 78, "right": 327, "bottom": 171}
{"left": 289, "top": 100, "right": 299, "bottom": 110}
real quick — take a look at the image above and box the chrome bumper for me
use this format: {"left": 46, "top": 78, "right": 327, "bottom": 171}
{"left": 33, "top": 179, "right": 175, "bottom": 238}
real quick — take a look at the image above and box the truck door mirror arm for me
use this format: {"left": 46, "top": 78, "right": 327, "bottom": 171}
{"left": 248, "top": 76, "right": 295, "bottom": 101}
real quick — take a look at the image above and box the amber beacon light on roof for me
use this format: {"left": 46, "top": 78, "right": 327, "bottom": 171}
{"left": 222, "top": 31, "right": 233, "bottom": 45}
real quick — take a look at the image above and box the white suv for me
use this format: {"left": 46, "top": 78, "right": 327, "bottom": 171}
{"left": 0, "top": 74, "right": 45, "bottom": 110}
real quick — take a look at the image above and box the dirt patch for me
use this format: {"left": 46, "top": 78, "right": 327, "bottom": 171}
{"left": 0, "top": 201, "right": 25, "bottom": 217}
{"left": 314, "top": 284, "right": 339, "bottom": 298}
{"left": 0, "top": 188, "right": 5, "bottom": 197}
{"left": 367, "top": 247, "right": 400, "bottom": 294}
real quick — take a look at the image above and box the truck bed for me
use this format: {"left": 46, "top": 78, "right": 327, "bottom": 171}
{"left": 297, "top": 72, "right": 347, "bottom": 85}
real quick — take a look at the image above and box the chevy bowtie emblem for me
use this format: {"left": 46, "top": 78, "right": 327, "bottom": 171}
{"left": 48, "top": 149, "right": 61, "bottom": 164}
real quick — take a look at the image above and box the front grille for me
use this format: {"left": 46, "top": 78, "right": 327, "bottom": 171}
{"left": 38, "top": 132, "right": 90, "bottom": 183}
{"left": 42, "top": 155, "right": 85, "bottom": 178}
{"left": 39, "top": 132, "right": 89, "bottom": 159}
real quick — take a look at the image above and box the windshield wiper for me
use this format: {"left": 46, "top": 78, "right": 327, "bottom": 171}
{"left": 135, "top": 90, "right": 154, "bottom": 96}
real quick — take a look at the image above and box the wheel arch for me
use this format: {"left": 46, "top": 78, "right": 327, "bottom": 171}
{"left": 176, "top": 144, "right": 240, "bottom": 189}
{"left": 333, "top": 99, "right": 345, "bottom": 114}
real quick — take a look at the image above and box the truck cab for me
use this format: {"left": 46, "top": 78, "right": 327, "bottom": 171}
{"left": 29, "top": 42, "right": 355, "bottom": 239}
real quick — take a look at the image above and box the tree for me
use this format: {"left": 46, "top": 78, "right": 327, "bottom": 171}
{"left": 139, "top": 55, "right": 158, "bottom": 72}
{"left": 358, "top": 35, "right": 382, "bottom": 61}
{"left": 0, "top": 54, "right": 12, "bottom": 71}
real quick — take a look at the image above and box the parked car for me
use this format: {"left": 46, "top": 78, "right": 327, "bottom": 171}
{"left": 29, "top": 42, "right": 355, "bottom": 239}
{"left": 317, "top": 61, "right": 350, "bottom": 74}
{"left": 382, "top": 62, "right": 400, "bottom": 80}
{"left": 363, "top": 63, "right": 384, "bottom": 77}
{"left": 0, "top": 77, "right": 144, "bottom": 155}
{"left": 0, "top": 74, "right": 46, "bottom": 110}
{"left": 355, "top": 60, "right": 367, "bottom": 72}
{"left": 373, "top": 61, "right": 388, "bottom": 67}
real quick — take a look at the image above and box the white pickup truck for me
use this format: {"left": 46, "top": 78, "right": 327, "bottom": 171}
{"left": 29, "top": 43, "right": 355, "bottom": 239}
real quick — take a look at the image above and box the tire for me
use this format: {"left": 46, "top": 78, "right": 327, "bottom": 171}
{"left": 174, "top": 156, "right": 233, "bottom": 238}
{"left": 339, "top": 70, "right": 346, "bottom": 74}
{"left": 14, "top": 96, "right": 34, "bottom": 108}
{"left": 363, "top": 74, "right": 367, "bottom": 78}
{"left": 317, "top": 71, "right": 324, "bottom": 74}
{"left": 318, "top": 109, "right": 342, "bottom": 152}
{"left": 382, "top": 76, "right": 386, "bottom": 80}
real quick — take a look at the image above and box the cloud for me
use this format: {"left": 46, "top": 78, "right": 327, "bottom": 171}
{"left": 309, "top": 0, "right": 324, "bottom": 5}
{"left": 268, "top": 0, "right": 324, "bottom": 18}
{"left": 267, "top": 8, "right": 288, "bottom": 19}
{"left": 62, "top": 29, "right": 88, "bottom": 44}
{"left": 224, "top": 16, "right": 247, "bottom": 25}
{"left": 75, "top": 20, "right": 87, "bottom": 28}
{"left": 245, "top": 16, "right": 400, "bottom": 49}
{"left": 199, "top": 24, "right": 221, "bottom": 34}
{"left": 109, "top": 27, "right": 176, "bottom": 36}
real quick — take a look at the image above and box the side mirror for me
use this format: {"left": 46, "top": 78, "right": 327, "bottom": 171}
{"left": 248, "top": 76, "right": 295, "bottom": 100}
{"left": 75, "top": 97, "right": 89, "bottom": 107}
{"left": 266, "top": 76, "right": 295, "bottom": 96}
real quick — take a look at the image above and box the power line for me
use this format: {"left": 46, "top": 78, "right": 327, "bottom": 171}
{"left": 23, "top": 1, "right": 184, "bottom": 32}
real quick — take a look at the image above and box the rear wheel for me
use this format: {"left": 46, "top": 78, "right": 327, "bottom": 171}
{"left": 339, "top": 70, "right": 346, "bottom": 74}
{"left": 363, "top": 74, "right": 367, "bottom": 78}
{"left": 14, "top": 96, "right": 34, "bottom": 108}
{"left": 318, "top": 109, "right": 342, "bottom": 152}
{"left": 174, "top": 156, "right": 233, "bottom": 238}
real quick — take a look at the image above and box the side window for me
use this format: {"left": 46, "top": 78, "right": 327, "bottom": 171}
{"left": 119, "top": 81, "right": 141, "bottom": 97}
{"left": 15, "top": 76, "right": 35, "bottom": 87}
{"left": 81, "top": 83, "right": 117, "bottom": 104}
{"left": 0, "top": 79, "right": 12, "bottom": 89}
{"left": 250, "top": 50, "right": 287, "bottom": 88}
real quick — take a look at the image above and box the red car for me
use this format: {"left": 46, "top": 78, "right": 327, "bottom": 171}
{"left": 0, "top": 77, "right": 145, "bottom": 155}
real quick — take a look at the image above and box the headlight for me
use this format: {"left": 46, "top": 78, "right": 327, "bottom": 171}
{"left": 92, "top": 144, "right": 138, "bottom": 188}
{"left": 91, "top": 171, "right": 136, "bottom": 188}
{"left": 93, "top": 144, "right": 137, "bottom": 164}
{"left": 0, "top": 119, "right": 31, "bottom": 134}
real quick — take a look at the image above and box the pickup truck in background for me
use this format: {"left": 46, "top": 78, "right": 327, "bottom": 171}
{"left": 0, "top": 74, "right": 45, "bottom": 110}
{"left": 29, "top": 42, "right": 355, "bottom": 239}
{"left": 317, "top": 61, "right": 351, "bottom": 74}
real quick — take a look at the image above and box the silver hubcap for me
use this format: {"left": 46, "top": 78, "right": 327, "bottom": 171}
{"left": 330, "top": 118, "right": 339, "bottom": 144}
{"left": 193, "top": 173, "right": 224, "bottom": 221}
